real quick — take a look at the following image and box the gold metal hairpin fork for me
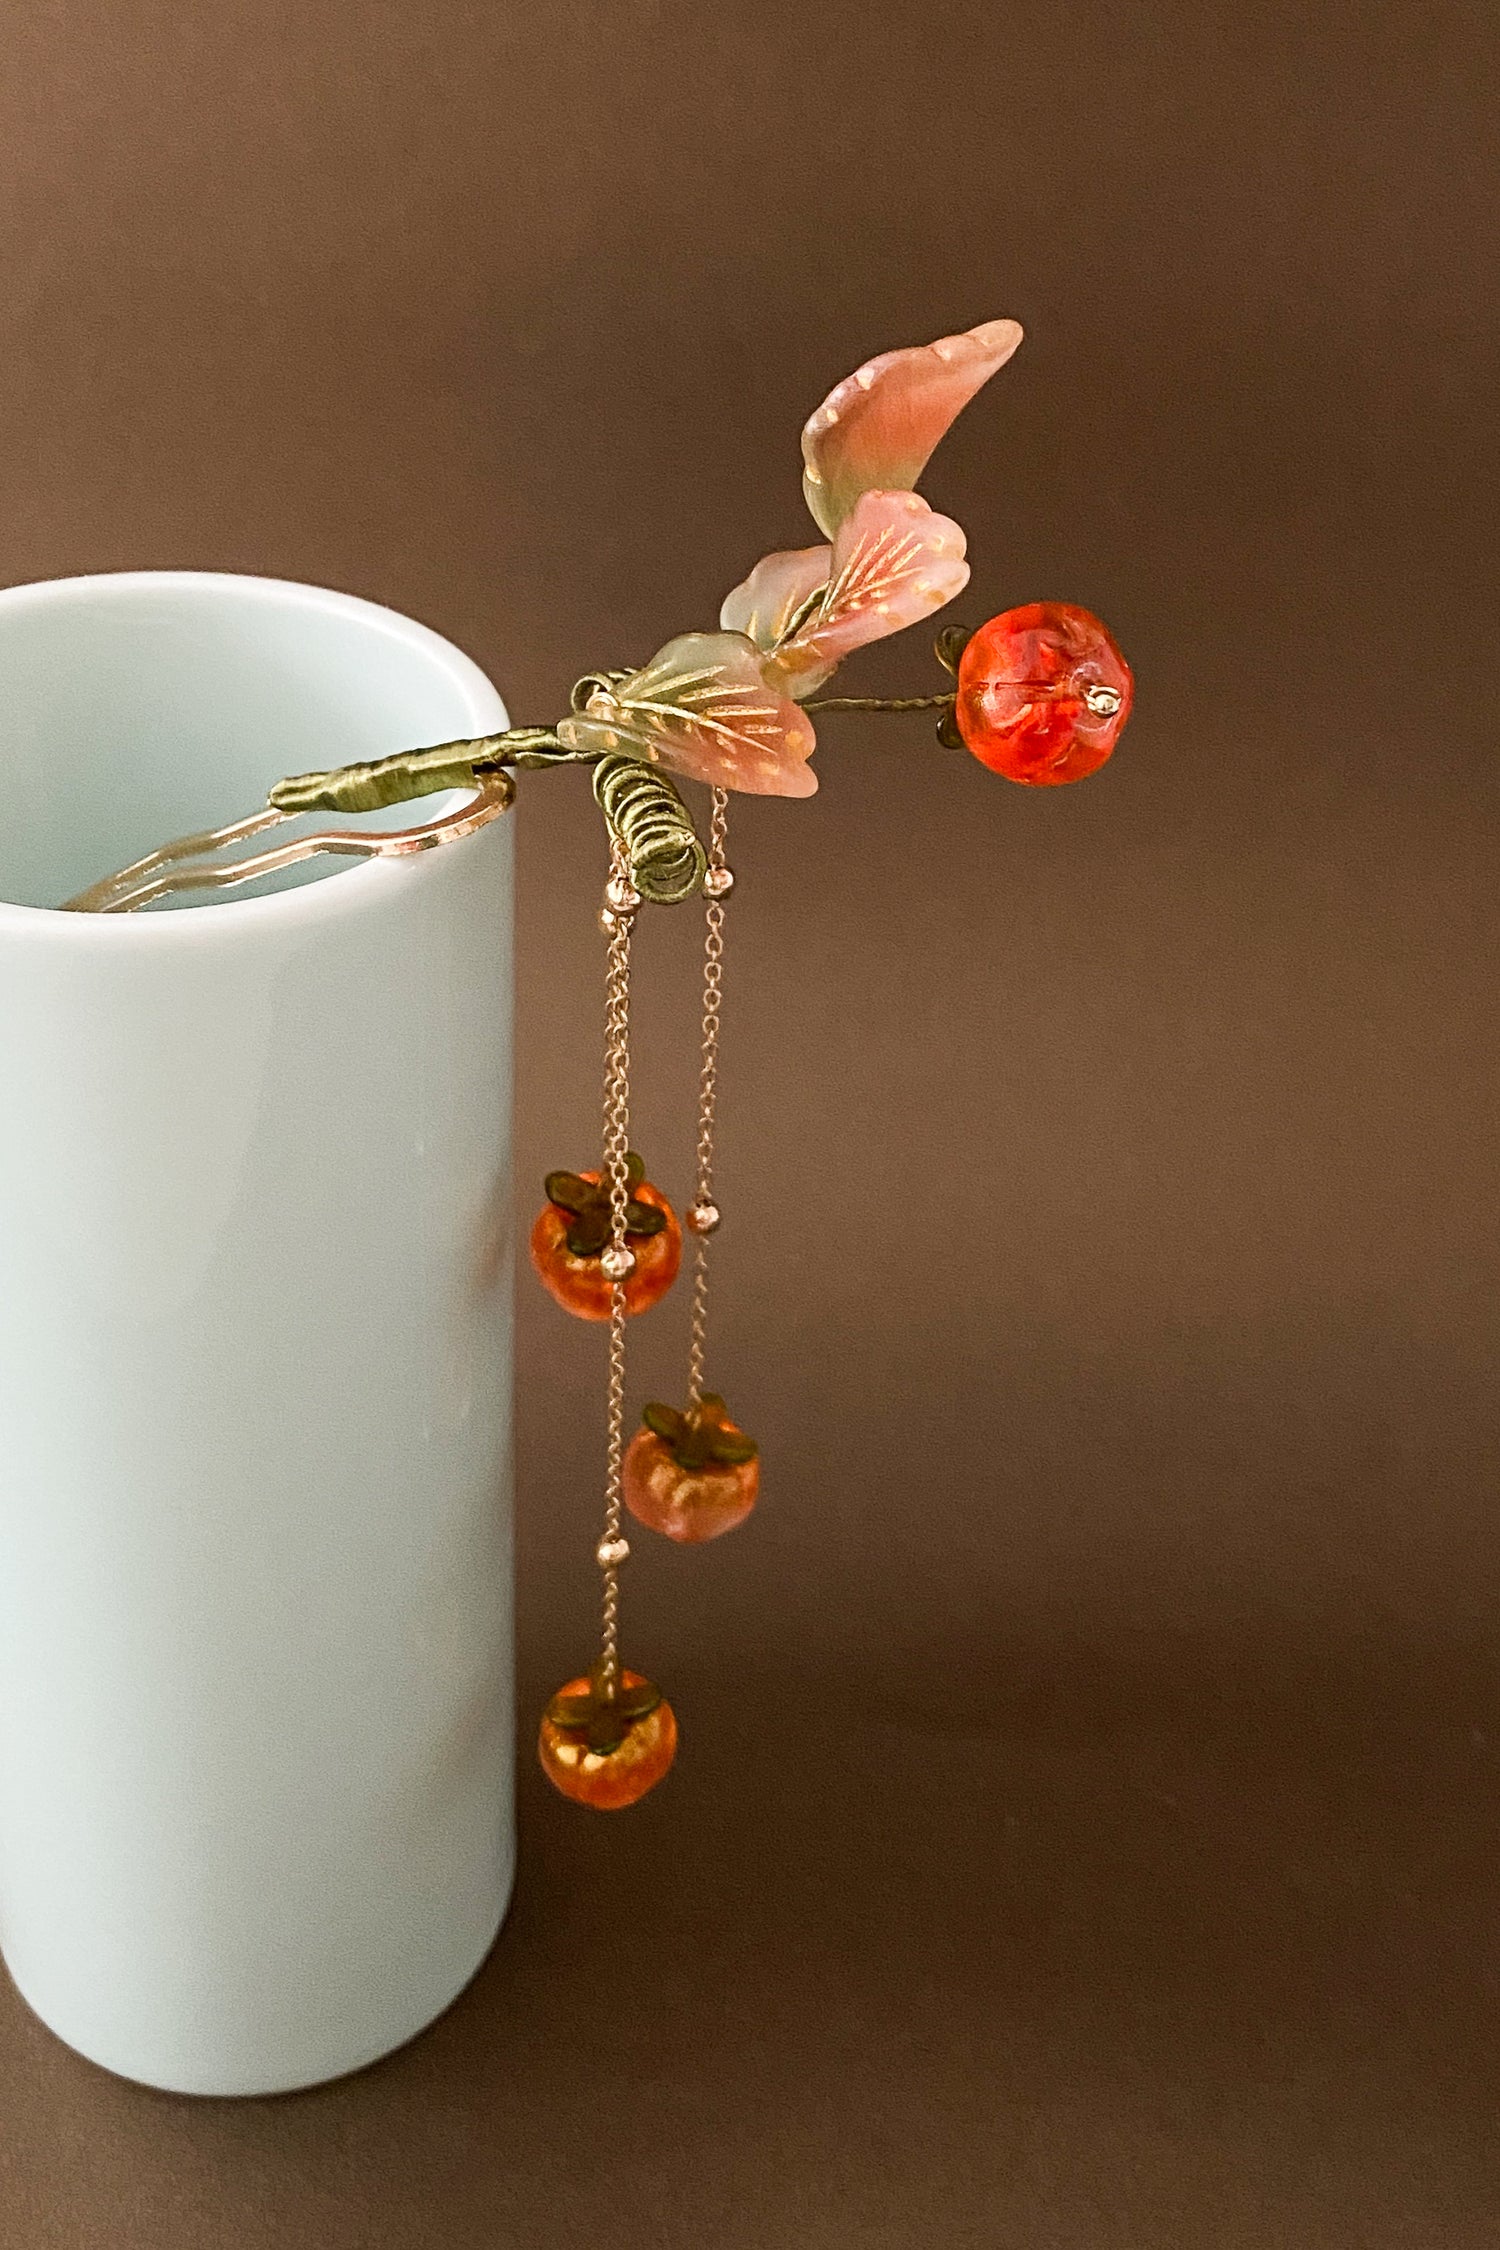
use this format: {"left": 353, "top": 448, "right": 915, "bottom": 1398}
{"left": 63, "top": 766, "right": 516, "bottom": 914}
{"left": 60, "top": 714, "right": 712, "bottom": 912}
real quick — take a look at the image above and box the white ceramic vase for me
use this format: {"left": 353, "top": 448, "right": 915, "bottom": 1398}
{"left": 0, "top": 572, "right": 515, "bottom": 2095}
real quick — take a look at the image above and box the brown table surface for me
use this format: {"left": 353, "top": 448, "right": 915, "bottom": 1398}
{"left": 2, "top": 1, "right": 1497, "bottom": 2241}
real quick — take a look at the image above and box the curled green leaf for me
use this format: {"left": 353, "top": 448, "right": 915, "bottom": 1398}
{"left": 642, "top": 1401, "right": 687, "bottom": 1445}
{"left": 707, "top": 1431, "right": 759, "bottom": 1466}
{"left": 623, "top": 1199, "right": 667, "bottom": 1237}
{"left": 545, "top": 1692, "right": 596, "bottom": 1729}
{"left": 544, "top": 1170, "right": 594, "bottom": 1215}
{"left": 935, "top": 623, "right": 973, "bottom": 676}
{"left": 564, "top": 1211, "right": 611, "bottom": 1259}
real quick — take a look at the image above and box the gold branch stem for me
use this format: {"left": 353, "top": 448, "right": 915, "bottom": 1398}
{"left": 800, "top": 693, "right": 954, "bottom": 714}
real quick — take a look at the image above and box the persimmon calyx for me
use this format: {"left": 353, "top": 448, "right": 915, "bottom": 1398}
{"left": 543, "top": 1151, "right": 669, "bottom": 1258}
{"left": 934, "top": 622, "right": 973, "bottom": 676}
{"left": 545, "top": 1668, "right": 664, "bottom": 1757}
{"left": 641, "top": 1394, "right": 759, "bottom": 1471}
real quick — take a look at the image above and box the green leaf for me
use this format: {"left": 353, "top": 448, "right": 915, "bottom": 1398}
{"left": 707, "top": 1432, "right": 759, "bottom": 1466}
{"left": 585, "top": 1714, "right": 630, "bottom": 1755}
{"left": 624, "top": 1150, "right": 646, "bottom": 1191}
{"left": 544, "top": 1170, "right": 593, "bottom": 1214}
{"left": 565, "top": 1211, "right": 610, "bottom": 1258}
{"left": 934, "top": 623, "right": 972, "bottom": 676}
{"left": 642, "top": 1401, "right": 686, "bottom": 1444}
{"left": 624, "top": 1199, "right": 666, "bottom": 1237}
{"left": 545, "top": 1692, "right": 596, "bottom": 1729}
{"left": 935, "top": 707, "right": 964, "bottom": 750}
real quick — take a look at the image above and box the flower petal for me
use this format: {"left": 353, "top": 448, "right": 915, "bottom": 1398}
{"left": 719, "top": 543, "right": 831, "bottom": 650}
{"left": 800, "top": 316, "right": 1023, "bottom": 537}
{"left": 557, "top": 631, "right": 818, "bottom": 798}
{"left": 766, "top": 490, "right": 970, "bottom": 690}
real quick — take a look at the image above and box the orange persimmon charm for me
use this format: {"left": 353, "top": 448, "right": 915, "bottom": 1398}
{"left": 954, "top": 602, "right": 1133, "bottom": 784}
{"left": 529, "top": 1152, "right": 682, "bottom": 1320}
{"left": 538, "top": 1667, "right": 678, "bottom": 1809}
{"left": 623, "top": 1395, "right": 760, "bottom": 1543}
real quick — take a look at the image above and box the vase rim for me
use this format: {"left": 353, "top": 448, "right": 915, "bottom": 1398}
{"left": 0, "top": 569, "right": 508, "bottom": 941}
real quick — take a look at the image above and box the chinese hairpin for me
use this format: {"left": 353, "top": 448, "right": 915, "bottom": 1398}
{"left": 68, "top": 316, "right": 1134, "bottom": 1809}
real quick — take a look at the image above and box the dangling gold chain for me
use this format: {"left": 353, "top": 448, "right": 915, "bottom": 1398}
{"left": 686, "top": 787, "right": 730, "bottom": 1404}
{"left": 596, "top": 842, "right": 639, "bottom": 1697}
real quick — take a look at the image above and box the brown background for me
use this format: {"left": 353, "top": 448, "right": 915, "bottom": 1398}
{"left": 2, "top": 2, "right": 1498, "bottom": 2242}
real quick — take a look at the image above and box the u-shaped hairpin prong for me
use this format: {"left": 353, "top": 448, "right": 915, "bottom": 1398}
{"left": 62, "top": 773, "right": 515, "bottom": 914}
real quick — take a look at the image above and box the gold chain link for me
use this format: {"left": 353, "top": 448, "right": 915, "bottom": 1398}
{"left": 687, "top": 788, "right": 729, "bottom": 1406}
{"left": 599, "top": 840, "right": 634, "bottom": 1696}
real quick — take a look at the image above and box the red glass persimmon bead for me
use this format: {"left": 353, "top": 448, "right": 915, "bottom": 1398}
{"left": 955, "top": 602, "right": 1133, "bottom": 785}
{"left": 623, "top": 1396, "right": 760, "bottom": 1543}
{"left": 538, "top": 1669, "right": 678, "bottom": 1809}
{"left": 529, "top": 1154, "right": 682, "bottom": 1321}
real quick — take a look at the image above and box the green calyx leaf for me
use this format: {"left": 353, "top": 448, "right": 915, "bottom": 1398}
{"left": 544, "top": 1153, "right": 668, "bottom": 1260}
{"left": 934, "top": 623, "right": 973, "bottom": 676}
{"left": 543, "top": 1170, "right": 593, "bottom": 1215}
{"left": 643, "top": 1392, "right": 759, "bottom": 1472}
{"left": 546, "top": 1672, "right": 664, "bottom": 1758}
{"left": 707, "top": 1431, "right": 759, "bottom": 1466}
{"left": 935, "top": 705, "right": 964, "bottom": 750}
{"left": 642, "top": 1401, "right": 687, "bottom": 1446}
{"left": 564, "top": 1210, "right": 610, "bottom": 1258}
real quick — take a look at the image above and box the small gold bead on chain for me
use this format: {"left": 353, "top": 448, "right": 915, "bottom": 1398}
{"left": 604, "top": 871, "right": 642, "bottom": 917}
